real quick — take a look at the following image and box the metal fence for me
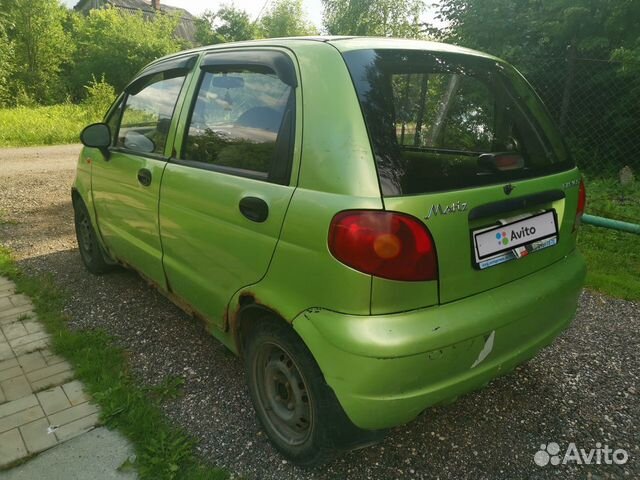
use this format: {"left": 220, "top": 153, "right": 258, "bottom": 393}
{"left": 516, "top": 55, "right": 640, "bottom": 223}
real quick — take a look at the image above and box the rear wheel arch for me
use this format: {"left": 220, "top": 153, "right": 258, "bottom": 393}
{"left": 239, "top": 303, "right": 387, "bottom": 464}
{"left": 235, "top": 302, "right": 291, "bottom": 356}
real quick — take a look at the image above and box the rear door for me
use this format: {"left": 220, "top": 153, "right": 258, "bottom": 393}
{"left": 342, "top": 48, "right": 582, "bottom": 304}
{"left": 159, "top": 49, "right": 299, "bottom": 328}
{"left": 91, "top": 56, "right": 196, "bottom": 287}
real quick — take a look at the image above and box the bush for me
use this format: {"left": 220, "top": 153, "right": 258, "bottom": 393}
{"left": 83, "top": 75, "right": 116, "bottom": 121}
{"left": 69, "top": 8, "right": 186, "bottom": 96}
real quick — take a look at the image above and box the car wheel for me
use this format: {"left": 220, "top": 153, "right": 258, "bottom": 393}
{"left": 73, "top": 200, "right": 112, "bottom": 274}
{"left": 244, "top": 317, "right": 385, "bottom": 466}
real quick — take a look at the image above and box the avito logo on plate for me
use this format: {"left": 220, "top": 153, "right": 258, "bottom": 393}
{"left": 496, "top": 231, "right": 509, "bottom": 246}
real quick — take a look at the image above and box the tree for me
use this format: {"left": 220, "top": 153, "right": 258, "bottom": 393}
{"left": 69, "top": 7, "right": 184, "bottom": 97}
{"left": 0, "top": 17, "right": 14, "bottom": 106}
{"left": 2, "top": 0, "right": 73, "bottom": 104}
{"left": 195, "top": 10, "right": 224, "bottom": 45}
{"left": 195, "top": 6, "right": 256, "bottom": 45}
{"left": 435, "top": 0, "right": 640, "bottom": 63}
{"left": 216, "top": 6, "right": 256, "bottom": 42}
{"left": 612, "top": 42, "right": 640, "bottom": 75}
{"left": 322, "top": 0, "right": 424, "bottom": 37}
{"left": 433, "top": 0, "right": 640, "bottom": 173}
{"left": 258, "top": 0, "right": 318, "bottom": 38}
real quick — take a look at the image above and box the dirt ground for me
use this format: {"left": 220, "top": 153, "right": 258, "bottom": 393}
{"left": 0, "top": 145, "right": 638, "bottom": 479}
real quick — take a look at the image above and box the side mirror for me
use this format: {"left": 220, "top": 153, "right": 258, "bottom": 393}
{"left": 80, "top": 123, "right": 111, "bottom": 158}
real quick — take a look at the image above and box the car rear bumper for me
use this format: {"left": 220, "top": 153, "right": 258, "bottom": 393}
{"left": 293, "top": 250, "right": 586, "bottom": 430}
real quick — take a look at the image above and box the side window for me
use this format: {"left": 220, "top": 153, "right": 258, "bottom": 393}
{"left": 183, "top": 66, "right": 294, "bottom": 182}
{"left": 116, "top": 73, "right": 186, "bottom": 156}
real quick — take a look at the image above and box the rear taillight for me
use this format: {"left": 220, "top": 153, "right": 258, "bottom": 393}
{"left": 328, "top": 210, "right": 438, "bottom": 281}
{"left": 574, "top": 179, "right": 586, "bottom": 231}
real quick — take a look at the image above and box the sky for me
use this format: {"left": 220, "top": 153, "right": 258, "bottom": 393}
{"left": 62, "top": 0, "right": 325, "bottom": 28}
{"left": 62, "top": 1, "right": 442, "bottom": 32}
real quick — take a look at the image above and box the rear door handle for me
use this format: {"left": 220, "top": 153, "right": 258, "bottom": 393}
{"left": 137, "top": 168, "right": 152, "bottom": 186}
{"left": 239, "top": 196, "right": 269, "bottom": 223}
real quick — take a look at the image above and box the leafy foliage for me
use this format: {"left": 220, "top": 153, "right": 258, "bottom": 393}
{"left": 196, "top": 0, "right": 318, "bottom": 43}
{"left": 0, "top": 19, "right": 14, "bottom": 106}
{"left": 322, "top": 0, "right": 424, "bottom": 37}
{"left": 435, "top": 0, "right": 640, "bottom": 62}
{"left": 83, "top": 74, "right": 116, "bottom": 121}
{"left": 611, "top": 39, "right": 640, "bottom": 76}
{"left": 2, "top": 0, "right": 73, "bottom": 105}
{"left": 434, "top": 0, "right": 640, "bottom": 173}
{"left": 259, "top": 0, "right": 318, "bottom": 38}
{"left": 0, "top": 1, "right": 187, "bottom": 104}
{"left": 195, "top": 6, "right": 256, "bottom": 45}
{"left": 69, "top": 7, "right": 185, "bottom": 96}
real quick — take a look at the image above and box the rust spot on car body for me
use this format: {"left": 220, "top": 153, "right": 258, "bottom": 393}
{"left": 227, "top": 291, "right": 287, "bottom": 354}
{"left": 115, "top": 258, "right": 235, "bottom": 345}
{"left": 103, "top": 259, "right": 283, "bottom": 355}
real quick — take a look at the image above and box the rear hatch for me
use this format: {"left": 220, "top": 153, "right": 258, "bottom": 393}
{"left": 340, "top": 44, "right": 582, "bottom": 304}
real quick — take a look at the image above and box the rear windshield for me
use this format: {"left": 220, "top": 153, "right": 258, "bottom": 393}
{"left": 342, "top": 49, "right": 574, "bottom": 196}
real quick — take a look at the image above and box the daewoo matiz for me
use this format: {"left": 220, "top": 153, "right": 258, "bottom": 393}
{"left": 73, "top": 37, "right": 586, "bottom": 465}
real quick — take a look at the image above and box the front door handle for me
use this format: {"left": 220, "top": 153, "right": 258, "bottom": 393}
{"left": 137, "top": 168, "right": 152, "bottom": 187}
{"left": 239, "top": 196, "right": 269, "bottom": 223}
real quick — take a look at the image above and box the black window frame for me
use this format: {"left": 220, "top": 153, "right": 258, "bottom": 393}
{"left": 109, "top": 55, "right": 198, "bottom": 161}
{"left": 177, "top": 49, "right": 297, "bottom": 186}
{"left": 104, "top": 94, "right": 125, "bottom": 147}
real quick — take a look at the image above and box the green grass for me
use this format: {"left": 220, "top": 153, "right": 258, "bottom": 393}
{"left": 578, "top": 178, "right": 640, "bottom": 301}
{"left": 0, "top": 104, "right": 97, "bottom": 147}
{"left": 0, "top": 247, "right": 230, "bottom": 480}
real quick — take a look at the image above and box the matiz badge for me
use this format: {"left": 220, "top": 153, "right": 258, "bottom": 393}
{"left": 425, "top": 201, "right": 468, "bottom": 220}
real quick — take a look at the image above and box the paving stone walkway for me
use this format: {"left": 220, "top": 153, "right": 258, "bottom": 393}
{"left": 0, "top": 276, "right": 100, "bottom": 468}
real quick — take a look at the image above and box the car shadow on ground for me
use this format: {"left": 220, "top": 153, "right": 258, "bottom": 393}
{"left": 1, "top": 200, "right": 75, "bottom": 255}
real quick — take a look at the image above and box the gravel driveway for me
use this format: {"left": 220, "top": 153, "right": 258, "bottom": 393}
{"left": 0, "top": 145, "right": 637, "bottom": 479}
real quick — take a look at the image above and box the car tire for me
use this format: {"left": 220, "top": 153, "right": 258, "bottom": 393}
{"left": 244, "top": 317, "right": 385, "bottom": 466}
{"left": 73, "top": 199, "right": 112, "bottom": 274}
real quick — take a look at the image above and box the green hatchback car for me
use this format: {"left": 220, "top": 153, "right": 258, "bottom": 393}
{"left": 73, "top": 37, "right": 586, "bottom": 464}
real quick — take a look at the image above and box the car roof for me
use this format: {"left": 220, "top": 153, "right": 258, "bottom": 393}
{"left": 326, "top": 37, "right": 499, "bottom": 60}
{"left": 144, "top": 36, "right": 500, "bottom": 72}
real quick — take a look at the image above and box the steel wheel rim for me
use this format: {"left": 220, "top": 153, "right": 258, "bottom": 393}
{"left": 77, "top": 211, "right": 94, "bottom": 261}
{"left": 254, "top": 341, "right": 312, "bottom": 446}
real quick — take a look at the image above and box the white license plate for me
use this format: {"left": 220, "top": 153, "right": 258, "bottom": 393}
{"left": 473, "top": 210, "right": 558, "bottom": 266}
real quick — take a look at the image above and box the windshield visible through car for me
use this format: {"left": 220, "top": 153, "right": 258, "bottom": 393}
{"left": 341, "top": 49, "right": 573, "bottom": 196}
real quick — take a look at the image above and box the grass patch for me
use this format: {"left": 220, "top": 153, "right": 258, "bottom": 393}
{"left": 0, "top": 104, "right": 97, "bottom": 148}
{"left": 578, "top": 226, "right": 640, "bottom": 301}
{"left": 584, "top": 177, "right": 640, "bottom": 224}
{"left": 578, "top": 178, "right": 640, "bottom": 301}
{"left": 0, "top": 246, "right": 229, "bottom": 480}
